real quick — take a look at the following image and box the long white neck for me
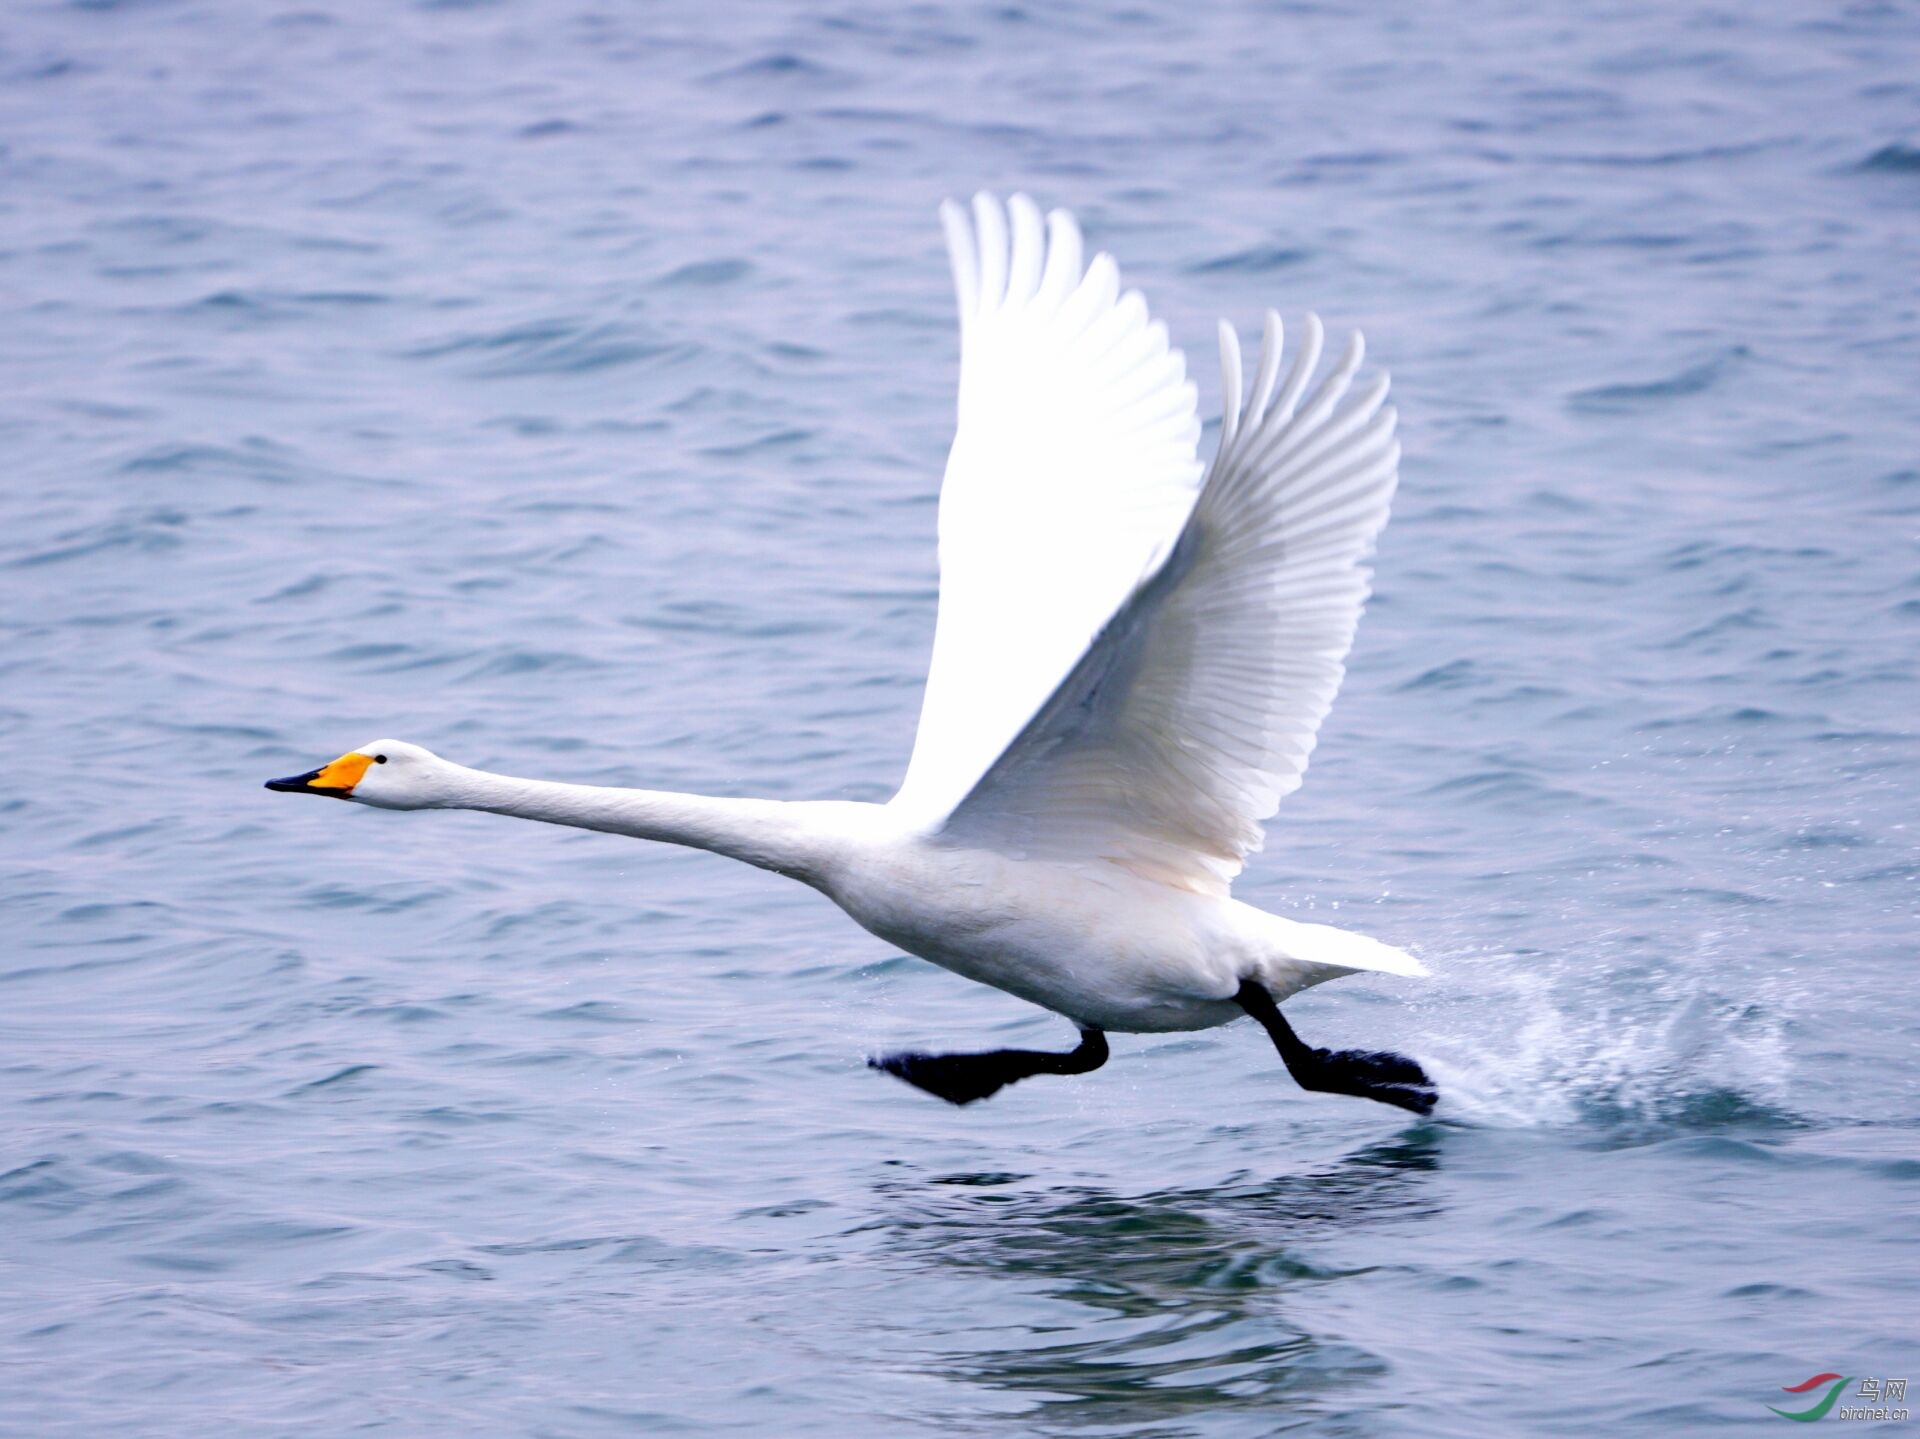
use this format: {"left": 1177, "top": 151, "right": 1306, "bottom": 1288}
{"left": 431, "top": 765, "right": 864, "bottom": 888}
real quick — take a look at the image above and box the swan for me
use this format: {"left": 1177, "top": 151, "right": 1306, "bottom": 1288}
{"left": 268, "top": 193, "right": 1436, "bottom": 1114}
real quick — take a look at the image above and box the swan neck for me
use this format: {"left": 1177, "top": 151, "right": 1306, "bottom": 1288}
{"left": 447, "top": 768, "right": 835, "bottom": 882}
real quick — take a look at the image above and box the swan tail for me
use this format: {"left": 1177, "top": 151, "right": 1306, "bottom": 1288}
{"left": 1262, "top": 917, "right": 1429, "bottom": 983}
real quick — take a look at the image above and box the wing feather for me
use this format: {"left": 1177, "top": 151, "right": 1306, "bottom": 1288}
{"left": 939, "top": 312, "right": 1400, "bottom": 894}
{"left": 890, "top": 195, "right": 1206, "bottom": 829}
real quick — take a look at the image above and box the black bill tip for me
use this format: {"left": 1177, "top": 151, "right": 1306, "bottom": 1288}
{"left": 265, "top": 769, "right": 324, "bottom": 794}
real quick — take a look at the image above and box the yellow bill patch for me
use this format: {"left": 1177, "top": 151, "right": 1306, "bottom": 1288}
{"left": 310, "top": 751, "right": 375, "bottom": 792}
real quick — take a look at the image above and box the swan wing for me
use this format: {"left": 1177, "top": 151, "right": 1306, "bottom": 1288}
{"left": 940, "top": 313, "right": 1400, "bottom": 895}
{"left": 890, "top": 193, "right": 1206, "bottom": 829}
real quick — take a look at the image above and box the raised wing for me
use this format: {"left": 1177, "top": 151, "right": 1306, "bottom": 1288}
{"left": 889, "top": 194, "right": 1205, "bottom": 830}
{"left": 939, "top": 312, "right": 1400, "bottom": 895}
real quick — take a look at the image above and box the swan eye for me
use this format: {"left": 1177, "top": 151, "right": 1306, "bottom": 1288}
{"left": 375, "top": 754, "right": 388, "bottom": 763}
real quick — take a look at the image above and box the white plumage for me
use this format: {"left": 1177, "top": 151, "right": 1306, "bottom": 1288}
{"left": 269, "top": 193, "right": 1432, "bottom": 1108}
{"left": 893, "top": 194, "right": 1205, "bottom": 830}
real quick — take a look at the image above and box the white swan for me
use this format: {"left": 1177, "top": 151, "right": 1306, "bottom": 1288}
{"left": 268, "top": 193, "right": 1435, "bottom": 1113}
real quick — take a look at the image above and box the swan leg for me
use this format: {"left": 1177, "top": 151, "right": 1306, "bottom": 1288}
{"left": 1233, "top": 979, "right": 1437, "bottom": 1115}
{"left": 868, "top": 1027, "right": 1109, "bottom": 1106}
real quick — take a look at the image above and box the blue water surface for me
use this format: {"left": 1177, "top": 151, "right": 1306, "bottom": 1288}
{"left": 3, "top": 2, "right": 1918, "bottom": 1434}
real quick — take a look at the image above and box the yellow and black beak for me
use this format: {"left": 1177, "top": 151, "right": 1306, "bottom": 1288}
{"left": 265, "top": 751, "right": 374, "bottom": 799}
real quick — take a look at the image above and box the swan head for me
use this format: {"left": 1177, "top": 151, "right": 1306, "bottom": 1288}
{"left": 264, "top": 738, "right": 454, "bottom": 810}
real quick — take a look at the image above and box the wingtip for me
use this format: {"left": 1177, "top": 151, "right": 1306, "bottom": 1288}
{"left": 940, "top": 199, "right": 981, "bottom": 324}
{"left": 1080, "top": 249, "right": 1120, "bottom": 307}
{"left": 1217, "top": 319, "right": 1244, "bottom": 453}
{"left": 970, "top": 193, "right": 1010, "bottom": 311}
{"left": 1245, "top": 309, "right": 1285, "bottom": 428}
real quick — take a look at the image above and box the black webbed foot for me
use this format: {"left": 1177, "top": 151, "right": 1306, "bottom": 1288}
{"left": 868, "top": 1051, "right": 1022, "bottom": 1105}
{"left": 1233, "top": 978, "right": 1438, "bottom": 1116}
{"left": 869, "top": 1028, "right": 1109, "bottom": 1107}
{"left": 1294, "top": 1044, "right": 1438, "bottom": 1115}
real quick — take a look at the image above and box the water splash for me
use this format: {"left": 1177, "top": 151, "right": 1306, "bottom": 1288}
{"left": 1416, "top": 941, "right": 1795, "bottom": 1134}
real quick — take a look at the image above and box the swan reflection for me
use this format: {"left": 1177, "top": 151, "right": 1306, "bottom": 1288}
{"left": 864, "top": 1132, "right": 1444, "bottom": 1426}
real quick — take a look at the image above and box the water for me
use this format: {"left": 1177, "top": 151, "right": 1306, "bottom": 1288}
{"left": 3, "top": 1, "right": 1918, "bottom": 1433}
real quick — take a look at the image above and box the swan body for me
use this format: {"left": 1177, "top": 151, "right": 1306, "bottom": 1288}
{"left": 295, "top": 747, "right": 1419, "bottom": 1034}
{"left": 270, "top": 194, "right": 1436, "bottom": 1110}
